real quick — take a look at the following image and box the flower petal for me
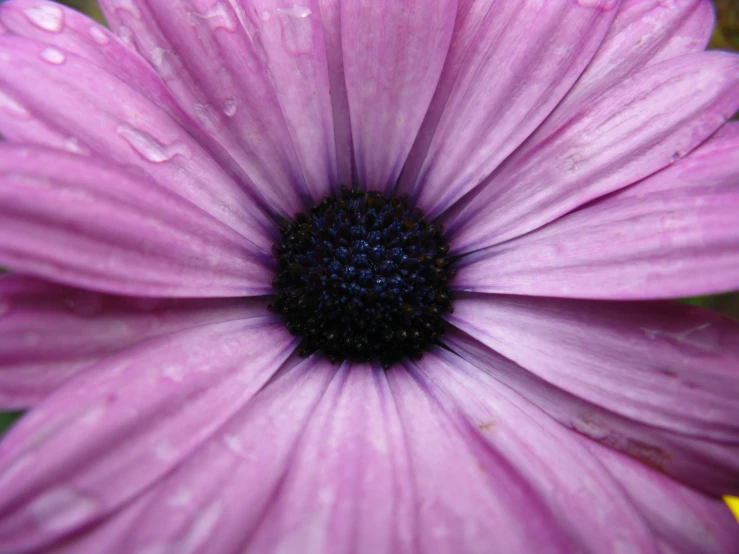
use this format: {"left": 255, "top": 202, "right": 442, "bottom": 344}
{"left": 455, "top": 125, "right": 739, "bottom": 299}
{"left": 447, "top": 294, "right": 739, "bottom": 495}
{"left": 398, "top": 0, "right": 619, "bottom": 216}
{"left": 340, "top": 0, "right": 458, "bottom": 193}
{"left": 443, "top": 50, "right": 739, "bottom": 253}
{"left": 0, "top": 274, "right": 266, "bottom": 409}
{"left": 410, "top": 348, "right": 671, "bottom": 553}
{"left": 555, "top": 0, "right": 714, "bottom": 116}
{"left": 0, "top": 314, "right": 296, "bottom": 553}
{"left": 0, "top": 28, "right": 274, "bottom": 245}
{"left": 585, "top": 440, "right": 739, "bottom": 554}
{"left": 45, "top": 358, "right": 579, "bottom": 554}
{"left": 99, "top": 0, "right": 341, "bottom": 210}
{"left": 39, "top": 355, "right": 337, "bottom": 554}
{"left": 0, "top": 146, "right": 273, "bottom": 297}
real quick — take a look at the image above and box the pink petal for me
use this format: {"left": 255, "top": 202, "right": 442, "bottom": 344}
{"left": 447, "top": 294, "right": 739, "bottom": 495}
{"left": 0, "top": 315, "right": 296, "bottom": 553}
{"left": 410, "top": 348, "right": 668, "bottom": 553}
{"left": 0, "top": 27, "right": 274, "bottom": 245}
{"left": 42, "top": 358, "right": 577, "bottom": 554}
{"left": 0, "top": 146, "right": 273, "bottom": 297}
{"left": 585, "top": 439, "right": 739, "bottom": 554}
{"left": 455, "top": 125, "right": 739, "bottom": 299}
{"left": 443, "top": 50, "right": 739, "bottom": 253}
{"left": 555, "top": 0, "right": 714, "bottom": 116}
{"left": 0, "top": 274, "right": 267, "bottom": 409}
{"left": 618, "top": 121, "right": 739, "bottom": 197}
{"left": 398, "top": 0, "right": 618, "bottom": 216}
{"left": 44, "top": 355, "right": 339, "bottom": 554}
{"left": 99, "top": 0, "right": 339, "bottom": 211}
{"left": 340, "top": 0, "right": 457, "bottom": 193}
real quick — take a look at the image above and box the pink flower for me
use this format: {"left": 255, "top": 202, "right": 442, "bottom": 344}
{"left": 0, "top": 0, "right": 738, "bottom": 552}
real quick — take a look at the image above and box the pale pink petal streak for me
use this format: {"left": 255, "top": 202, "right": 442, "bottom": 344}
{"left": 586, "top": 440, "right": 739, "bottom": 554}
{"left": 399, "top": 0, "right": 620, "bottom": 217}
{"left": 0, "top": 146, "right": 273, "bottom": 298}
{"left": 100, "top": 0, "right": 339, "bottom": 211}
{"left": 0, "top": 317, "right": 297, "bottom": 553}
{"left": 45, "top": 356, "right": 338, "bottom": 554}
{"left": 443, "top": 51, "right": 739, "bottom": 253}
{"left": 0, "top": 275, "right": 269, "bottom": 409}
{"left": 0, "top": 21, "right": 274, "bottom": 245}
{"left": 412, "top": 347, "right": 663, "bottom": 553}
{"left": 448, "top": 295, "right": 739, "bottom": 495}
{"left": 340, "top": 0, "right": 458, "bottom": 193}
{"left": 455, "top": 125, "right": 739, "bottom": 299}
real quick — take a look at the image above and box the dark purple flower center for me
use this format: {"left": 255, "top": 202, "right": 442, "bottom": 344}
{"left": 270, "top": 187, "right": 454, "bottom": 368}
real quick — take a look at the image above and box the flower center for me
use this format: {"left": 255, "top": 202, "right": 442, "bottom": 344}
{"left": 270, "top": 187, "right": 455, "bottom": 368}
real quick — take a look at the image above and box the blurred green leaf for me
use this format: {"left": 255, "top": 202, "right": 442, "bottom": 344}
{"left": 0, "top": 412, "right": 22, "bottom": 436}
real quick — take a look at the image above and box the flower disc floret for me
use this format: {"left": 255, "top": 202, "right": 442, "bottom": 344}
{"left": 271, "top": 187, "right": 454, "bottom": 368}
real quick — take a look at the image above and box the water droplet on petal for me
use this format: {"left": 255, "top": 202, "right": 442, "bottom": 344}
{"left": 40, "top": 47, "right": 66, "bottom": 65}
{"left": 0, "top": 90, "right": 29, "bottom": 118}
{"left": 571, "top": 413, "right": 610, "bottom": 440}
{"left": 193, "top": 3, "right": 236, "bottom": 31}
{"left": 30, "top": 488, "right": 98, "bottom": 532}
{"left": 89, "top": 26, "right": 110, "bottom": 45}
{"left": 116, "top": 124, "right": 190, "bottom": 163}
{"left": 260, "top": 10, "right": 271, "bottom": 21}
{"left": 117, "top": 25, "right": 134, "bottom": 45}
{"left": 63, "top": 136, "right": 89, "bottom": 155}
{"left": 223, "top": 97, "right": 237, "bottom": 117}
{"left": 24, "top": 5, "right": 65, "bottom": 32}
{"left": 109, "top": 0, "right": 141, "bottom": 19}
{"left": 277, "top": 5, "right": 312, "bottom": 18}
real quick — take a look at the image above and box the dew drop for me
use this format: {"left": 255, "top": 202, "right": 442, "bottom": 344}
{"left": 116, "top": 124, "right": 190, "bottom": 163}
{"left": 89, "top": 26, "right": 110, "bottom": 45}
{"left": 571, "top": 414, "right": 610, "bottom": 440}
{"left": 30, "top": 488, "right": 98, "bottom": 532}
{"left": 24, "top": 5, "right": 65, "bottom": 33}
{"left": 260, "top": 10, "right": 271, "bottom": 21}
{"left": 40, "top": 47, "right": 66, "bottom": 65}
{"left": 161, "top": 364, "right": 185, "bottom": 383}
{"left": 149, "top": 46, "right": 167, "bottom": 69}
{"left": 117, "top": 24, "right": 134, "bottom": 44}
{"left": 223, "top": 97, "right": 237, "bottom": 117}
{"left": 277, "top": 5, "right": 312, "bottom": 18}
{"left": 109, "top": 0, "right": 142, "bottom": 19}
{"left": 193, "top": 3, "right": 236, "bottom": 31}
{"left": 64, "top": 136, "right": 89, "bottom": 155}
{"left": 222, "top": 434, "right": 246, "bottom": 457}
{"left": 0, "top": 90, "right": 29, "bottom": 118}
